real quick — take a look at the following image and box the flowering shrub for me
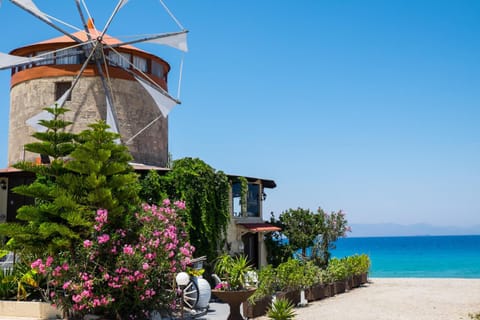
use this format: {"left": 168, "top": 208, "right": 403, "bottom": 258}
{"left": 31, "top": 200, "right": 194, "bottom": 319}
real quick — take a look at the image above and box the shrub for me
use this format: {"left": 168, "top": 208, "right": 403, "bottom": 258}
{"left": 31, "top": 200, "right": 194, "bottom": 319}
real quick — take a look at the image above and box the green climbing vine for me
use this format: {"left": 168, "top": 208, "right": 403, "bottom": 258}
{"left": 236, "top": 176, "right": 248, "bottom": 216}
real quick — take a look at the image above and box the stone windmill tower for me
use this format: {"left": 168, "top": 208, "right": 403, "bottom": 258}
{"left": 0, "top": 0, "right": 188, "bottom": 167}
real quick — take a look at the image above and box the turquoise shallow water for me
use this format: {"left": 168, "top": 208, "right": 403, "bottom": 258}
{"left": 331, "top": 235, "right": 480, "bottom": 278}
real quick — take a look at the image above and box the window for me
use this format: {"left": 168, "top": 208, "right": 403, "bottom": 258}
{"left": 56, "top": 48, "right": 80, "bottom": 64}
{"left": 108, "top": 51, "right": 131, "bottom": 69}
{"left": 151, "top": 60, "right": 164, "bottom": 78}
{"left": 133, "top": 55, "right": 147, "bottom": 72}
{"left": 36, "top": 51, "right": 54, "bottom": 65}
{"left": 246, "top": 184, "right": 260, "bottom": 217}
{"left": 231, "top": 182, "right": 260, "bottom": 218}
{"left": 55, "top": 82, "right": 72, "bottom": 101}
{"left": 232, "top": 182, "right": 242, "bottom": 217}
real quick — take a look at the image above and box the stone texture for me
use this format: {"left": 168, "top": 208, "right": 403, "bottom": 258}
{"left": 9, "top": 75, "right": 168, "bottom": 166}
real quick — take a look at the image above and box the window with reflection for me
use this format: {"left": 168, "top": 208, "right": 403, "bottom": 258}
{"left": 232, "top": 182, "right": 242, "bottom": 217}
{"left": 231, "top": 182, "right": 260, "bottom": 218}
{"left": 246, "top": 184, "right": 260, "bottom": 217}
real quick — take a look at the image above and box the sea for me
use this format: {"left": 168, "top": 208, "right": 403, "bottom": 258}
{"left": 330, "top": 235, "right": 480, "bottom": 278}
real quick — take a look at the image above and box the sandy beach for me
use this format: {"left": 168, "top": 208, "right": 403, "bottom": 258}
{"left": 250, "top": 278, "right": 480, "bottom": 320}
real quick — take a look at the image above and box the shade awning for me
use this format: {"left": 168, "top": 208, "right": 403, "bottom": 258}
{"left": 239, "top": 223, "right": 281, "bottom": 233}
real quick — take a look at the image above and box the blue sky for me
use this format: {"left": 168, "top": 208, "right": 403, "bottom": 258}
{"left": 0, "top": 1, "right": 479, "bottom": 228}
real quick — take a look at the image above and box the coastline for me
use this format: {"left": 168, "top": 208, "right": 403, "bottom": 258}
{"left": 253, "top": 278, "right": 480, "bottom": 320}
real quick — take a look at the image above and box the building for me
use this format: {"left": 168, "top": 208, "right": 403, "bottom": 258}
{"left": 7, "top": 21, "right": 170, "bottom": 167}
{"left": 1, "top": 22, "right": 279, "bottom": 269}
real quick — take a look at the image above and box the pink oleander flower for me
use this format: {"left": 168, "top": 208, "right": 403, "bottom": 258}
{"left": 123, "top": 245, "right": 134, "bottom": 255}
{"left": 46, "top": 256, "right": 54, "bottom": 267}
{"left": 174, "top": 200, "right": 186, "bottom": 210}
{"left": 83, "top": 239, "right": 93, "bottom": 248}
{"left": 97, "top": 234, "right": 110, "bottom": 244}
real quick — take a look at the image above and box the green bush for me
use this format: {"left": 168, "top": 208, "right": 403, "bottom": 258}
{"left": 249, "top": 264, "right": 277, "bottom": 303}
{"left": 327, "top": 258, "right": 348, "bottom": 281}
{"left": 276, "top": 259, "right": 303, "bottom": 291}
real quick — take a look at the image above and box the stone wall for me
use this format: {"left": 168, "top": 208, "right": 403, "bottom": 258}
{"left": 8, "top": 76, "right": 168, "bottom": 166}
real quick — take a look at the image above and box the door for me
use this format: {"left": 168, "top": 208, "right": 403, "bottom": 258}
{"left": 241, "top": 232, "right": 259, "bottom": 269}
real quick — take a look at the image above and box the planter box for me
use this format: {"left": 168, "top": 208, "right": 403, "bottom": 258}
{"left": 360, "top": 273, "right": 368, "bottom": 284}
{"left": 346, "top": 276, "right": 354, "bottom": 291}
{"left": 353, "top": 274, "right": 362, "bottom": 288}
{"left": 334, "top": 280, "right": 346, "bottom": 294}
{"left": 0, "top": 300, "right": 61, "bottom": 319}
{"left": 305, "top": 284, "right": 326, "bottom": 301}
{"left": 242, "top": 295, "right": 272, "bottom": 318}
{"left": 276, "top": 289, "right": 300, "bottom": 306}
{"left": 324, "top": 283, "right": 335, "bottom": 297}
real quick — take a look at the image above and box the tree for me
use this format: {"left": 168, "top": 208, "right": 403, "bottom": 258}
{"left": 0, "top": 106, "right": 140, "bottom": 256}
{"left": 269, "top": 207, "right": 351, "bottom": 268}
{"left": 311, "top": 208, "right": 350, "bottom": 267}
{"left": 279, "top": 208, "right": 324, "bottom": 261}
{"left": 0, "top": 106, "right": 79, "bottom": 255}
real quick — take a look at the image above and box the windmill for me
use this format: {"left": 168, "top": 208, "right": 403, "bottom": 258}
{"left": 0, "top": 0, "right": 188, "bottom": 167}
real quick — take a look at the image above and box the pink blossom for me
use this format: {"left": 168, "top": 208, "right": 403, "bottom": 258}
{"left": 123, "top": 245, "right": 134, "bottom": 255}
{"left": 31, "top": 258, "right": 43, "bottom": 269}
{"left": 174, "top": 200, "right": 186, "bottom": 210}
{"left": 142, "top": 263, "right": 150, "bottom": 270}
{"left": 97, "top": 234, "right": 110, "bottom": 244}
{"left": 83, "top": 239, "right": 93, "bottom": 248}
{"left": 62, "top": 281, "right": 72, "bottom": 290}
{"left": 46, "top": 256, "right": 54, "bottom": 267}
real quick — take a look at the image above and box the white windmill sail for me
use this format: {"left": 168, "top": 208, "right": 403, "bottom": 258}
{"left": 145, "top": 32, "right": 188, "bottom": 52}
{"left": 25, "top": 88, "right": 71, "bottom": 132}
{"left": 0, "top": 52, "right": 42, "bottom": 70}
{"left": 105, "top": 97, "right": 119, "bottom": 134}
{"left": 134, "top": 75, "right": 178, "bottom": 117}
{"left": 26, "top": 110, "right": 54, "bottom": 132}
{"left": 10, "top": 0, "right": 51, "bottom": 22}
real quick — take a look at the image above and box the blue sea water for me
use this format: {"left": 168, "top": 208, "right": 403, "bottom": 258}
{"left": 330, "top": 235, "right": 480, "bottom": 278}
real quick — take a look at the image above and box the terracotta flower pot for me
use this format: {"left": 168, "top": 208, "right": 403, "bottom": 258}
{"left": 212, "top": 288, "right": 256, "bottom": 320}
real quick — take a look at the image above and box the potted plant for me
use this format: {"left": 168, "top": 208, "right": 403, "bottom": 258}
{"left": 0, "top": 258, "right": 61, "bottom": 319}
{"left": 266, "top": 298, "right": 296, "bottom": 320}
{"left": 275, "top": 259, "right": 302, "bottom": 306}
{"left": 211, "top": 254, "right": 256, "bottom": 320}
{"left": 327, "top": 258, "right": 348, "bottom": 294}
{"left": 244, "top": 264, "right": 276, "bottom": 318}
{"left": 303, "top": 262, "right": 326, "bottom": 301}
{"left": 358, "top": 254, "right": 371, "bottom": 284}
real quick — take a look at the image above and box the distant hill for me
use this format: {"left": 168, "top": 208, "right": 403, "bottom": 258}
{"left": 348, "top": 223, "right": 480, "bottom": 237}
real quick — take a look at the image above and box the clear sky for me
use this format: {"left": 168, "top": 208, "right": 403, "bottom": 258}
{"left": 0, "top": 1, "right": 479, "bottom": 228}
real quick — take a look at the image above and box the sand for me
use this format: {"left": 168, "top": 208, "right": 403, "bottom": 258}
{"left": 254, "top": 278, "right": 480, "bottom": 320}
